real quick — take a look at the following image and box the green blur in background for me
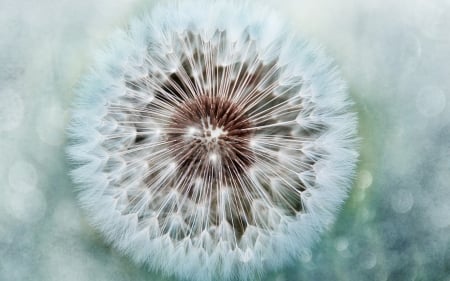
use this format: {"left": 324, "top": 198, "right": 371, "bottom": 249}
{"left": 0, "top": 0, "right": 449, "bottom": 280}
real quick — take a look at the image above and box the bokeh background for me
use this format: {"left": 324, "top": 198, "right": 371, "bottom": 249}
{"left": 0, "top": 0, "right": 449, "bottom": 280}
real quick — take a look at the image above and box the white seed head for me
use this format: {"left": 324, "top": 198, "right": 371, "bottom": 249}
{"left": 67, "top": 1, "right": 358, "bottom": 280}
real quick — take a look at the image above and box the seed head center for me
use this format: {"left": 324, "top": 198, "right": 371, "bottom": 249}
{"left": 167, "top": 95, "right": 255, "bottom": 182}
{"left": 188, "top": 119, "right": 227, "bottom": 145}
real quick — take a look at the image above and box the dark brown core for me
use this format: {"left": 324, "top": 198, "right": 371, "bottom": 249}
{"left": 167, "top": 95, "right": 255, "bottom": 184}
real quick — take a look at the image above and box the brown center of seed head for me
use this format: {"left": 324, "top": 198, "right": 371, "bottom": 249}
{"left": 167, "top": 95, "right": 255, "bottom": 184}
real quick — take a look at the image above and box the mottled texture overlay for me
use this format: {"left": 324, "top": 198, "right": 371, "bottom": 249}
{"left": 0, "top": 0, "right": 449, "bottom": 280}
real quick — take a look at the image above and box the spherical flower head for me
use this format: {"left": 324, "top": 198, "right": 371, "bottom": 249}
{"left": 67, "top": 1, "right": 358, "bottom": 280}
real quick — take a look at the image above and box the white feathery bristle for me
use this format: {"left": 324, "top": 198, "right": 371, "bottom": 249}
{"left": 66, "top": 1, "right": 358, "bottom": 280}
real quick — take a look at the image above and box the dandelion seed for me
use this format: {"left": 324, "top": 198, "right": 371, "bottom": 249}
{"left": 67, "top": 1, "right": 358, "bottom": 280}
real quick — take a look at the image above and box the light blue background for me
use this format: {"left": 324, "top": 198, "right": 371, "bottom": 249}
{"left": 0, "top": 0, "right": 449, "bottom": 280}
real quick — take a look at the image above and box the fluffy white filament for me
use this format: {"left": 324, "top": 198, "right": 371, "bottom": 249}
{"left": 67, "top": 1, "right": 358, "bottom": 280}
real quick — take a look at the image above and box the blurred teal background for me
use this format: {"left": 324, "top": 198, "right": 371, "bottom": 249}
{"left": 0, "top": 0, "right": 449, "bottom": 280}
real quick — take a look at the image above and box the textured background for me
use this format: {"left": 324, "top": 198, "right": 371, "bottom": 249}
{"left": 0, "top": 0, "right": 449, "bottom": 280}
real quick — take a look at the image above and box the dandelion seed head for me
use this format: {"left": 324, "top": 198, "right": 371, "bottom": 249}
{"left": 67, "top": 1, "right": 358, "bottom": 280}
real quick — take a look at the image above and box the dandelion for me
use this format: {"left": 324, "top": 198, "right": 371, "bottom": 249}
{"left": 67, "top": 0, "right": 358, "bottom": 280}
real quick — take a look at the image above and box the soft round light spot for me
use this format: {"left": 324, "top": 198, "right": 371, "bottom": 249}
{"left": 8, "top": 160, "right": 38, "bottom": 190}
{"left": 187, "top": 126, "right": 198, "bottom": 136}
{"left": 416, "top": 86, "right": 446, "bottom": 117}
{"left": 43, "top": 247, "right": 91, "bottom": 281}
{"left": 36, "top": 102, "right": 66, "bottom": 146}
{"left": 355, "top": 191, "right": 366, "bottom": 202}
{"left": 168, "top": 162, "right": 177, "bottom": 171}
{"left": 360, "top": 207, "right": 374, "bottom": 222}
{"left": 0, "top": 88, "right": 24, "bottom": 132}
{"left": 391, "top": 189, "right": 414, "bottom": 214}
{"left": 209, "top": 153, "right": 218, "bottom": 162}
{"left": 5, "top": 187, "right": 46, "bottom": 223}
{"left": 360, "top": 252, "right": 377, "bottom": 270}
{"left": 275, "top": 275, "right": 286, "bottom": 281}
{"left": 335, "top": 237, "right": 349, "bottom": 252}
{"left": 358, "top": 169, "right": 373, "bottom": 189}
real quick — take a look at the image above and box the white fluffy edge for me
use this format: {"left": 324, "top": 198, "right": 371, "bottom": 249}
{"left": 66, "top": 0, "right": 359, "bottom": 280}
